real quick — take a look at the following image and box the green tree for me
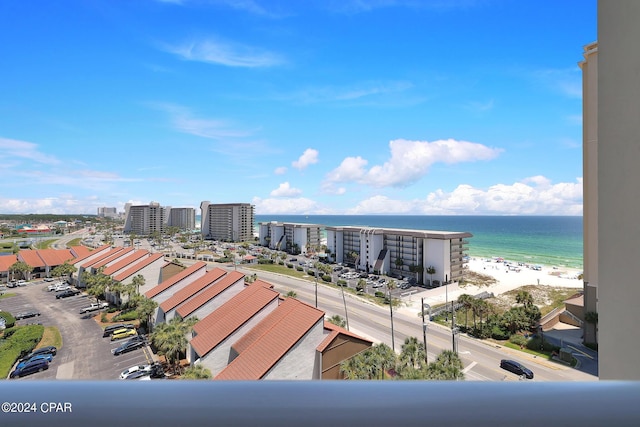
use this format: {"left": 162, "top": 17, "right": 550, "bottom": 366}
{"left": 426, "top": 350, "right": 465, "bottom": 380}
{"left": 181, "top": 364, "right": 212, "bottom": 379}
{"left": 457, "top": 294, "right": 474, "bottom": 330}
{"left": 426, "top": 265, "right": 436, "bottom": 286}
{"left": 131, "top": 295, "right": 158, "bottom": 332}
{"left": 398, "top": 336, "right": 426, "bottom": 374}
{"left": 515, "top": 290, "right": 534, "bottom": 309}
{"left": 51, "top": 262, "right": 77, "bottom": 281}
{"left": 356, "top": 278, "right": 367, "bottom": 294}
{"left": 585, "top": 311, "right": 598, "bottom": 345}
{"left": 285, "top": 290, "right": 297, "bottom": 298}
{"left": 9, "top": 260, "right": 33, "bottom": 281}
{"left": 151, "top": 316, "right": 198, "bottom": 374}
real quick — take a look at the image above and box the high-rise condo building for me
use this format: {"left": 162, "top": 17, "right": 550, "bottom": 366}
{"left": 168, "top": 207, "right": 196, "bottom": 231}
{"left": 200, "top": 201, "right": 255, "bottom": 242}
{"left": 258, "top": 222, "right": 323, "bottom": 255}
{"left": 97, "top": 207, "right": 117, "bottom": 218}
{"left": 123, "top": 202, "right": 169, "bottom": 236}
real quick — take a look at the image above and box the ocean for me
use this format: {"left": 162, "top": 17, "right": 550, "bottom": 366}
{"left": 252, "top": 215, "right": 583, "bottom": 270}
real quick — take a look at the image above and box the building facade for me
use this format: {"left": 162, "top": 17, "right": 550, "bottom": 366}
{"left": 258, "top": 221, "right": 323, "bottom": 255}
{"left": 200, "top": 201, "right": 255, "bottom": 242}
{"left": 97, "top": 207, "right": 117, "bottom": 218}
{"left": 326, "top": 226, "right": 471, "bottom": 286}
{"left": 596, "top": 1, "right": 640, "bottom": 380}
{"left": 123, "top": 202, "right": 169, "bottom": 235}
{"left": 168, "top": 207, "right": 196, "bottom": 231}
{"left": 579, "top": 41, "right": 598, "bottom": 347}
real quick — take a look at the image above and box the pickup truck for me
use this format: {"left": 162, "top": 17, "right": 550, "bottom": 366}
{"left": 79, "top": 302, "right": 109, "bottom": 314}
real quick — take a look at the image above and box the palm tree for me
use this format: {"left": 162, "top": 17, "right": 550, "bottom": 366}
{"left": 285, "top": 290, "right": 297, "bottom": 298}
{"left": 131, "top": 295, "right": 158, "bottom": 332}
{"left": 426, "top": 265, "right": 436, "bottom": 286}
{"left": 340, "top": 353, "right": 369, "bottom": 380}
{"left": 356, "top": 278, "right": 367, "bottom": 294}
{"left": 585, "top": 311, "right": 598, "bottom": 345}
{"left": 151, "top": 316, "right": 198, "bottom": 374}
{"left": 515, "top": 290, "right": 534, "bottom": 309}
{"left": 457, "top": 294, "right": 474, "bottom": 330}
{"left": 426, "top": 350, "right": 465, "bottom": 380}
{"left": 398, "top": 336, "right": 426, "bottom": 373}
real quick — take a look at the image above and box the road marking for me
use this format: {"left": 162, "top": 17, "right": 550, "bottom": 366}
{"left": 568, "top": 345, "right": 594, "bottom": 359}
{"left": 462, "top": 361, "right": 477, "bottom": 374}
{"left": 56, "top": 361, "right": 74, "bottom": 379}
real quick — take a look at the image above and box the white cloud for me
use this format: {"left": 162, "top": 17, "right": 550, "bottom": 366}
{"left": 270, "top": 182, "right": 302, "bottom": 198}
{"left": 274, "top": 166, "right": 287, "bottom": 175}
{"left": 162, "top": 37, "right": 283, "bottom": 68}
{"left": 292, "top": 148, "right": 319, "bottom": 170}
{"left": 345, "top": 176, "right": 582, "bottom": 215}
{"left": 0, "top": 137, "right": 60, "bottom": 165}
{"left": 325, "top": 138, "right": 501, "bottom": 188}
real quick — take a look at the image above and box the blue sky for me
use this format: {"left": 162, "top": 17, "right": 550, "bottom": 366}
{"left": 0, "top": 0, "right": 595, "bottom": 216}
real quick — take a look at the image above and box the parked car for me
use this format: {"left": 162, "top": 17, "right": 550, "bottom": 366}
{"left": 79, "top": 302, "right": 109, "bottom": 313}
{"left": 500, "top": 359, "right": 534, "bottom": 379}
{"left": 10, "top": 359, "right": 49, "bottom": 378}
{"left": 112, "top": 340, "right": 145, "bottom": 356}
{"left": 120, "top": 364, "right": 154, "bottom": 379}
{"left": 51, "top": 284, "right": 72, "bottom": 292}
{"left": 111, "top": 328, "right": 137, "bottom": 341}
{"left": 20, "top": 346, "right": 57, "bottom": 363}
{"left": 15, "top": 311, "right": 41, "bottom": 320}
{"left": 103, "top": 323, "right": 136, "bottom": 337}
{"left": 122, "top": 335, "right": 147, "bottom": 345}
{"left": 16, "top": 353, "right": 53, "bottom": 370}
{"left": 56, "top": 289, "right": 81, "bottom": 299}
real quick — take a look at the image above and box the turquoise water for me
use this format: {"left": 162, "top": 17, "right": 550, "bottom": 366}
{"left": 253, "top": 215, "right": 583, "bottom": 270}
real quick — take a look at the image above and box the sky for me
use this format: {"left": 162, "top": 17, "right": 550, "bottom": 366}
{"left": 0, "top": 0, "right": 596, "bottom": 216}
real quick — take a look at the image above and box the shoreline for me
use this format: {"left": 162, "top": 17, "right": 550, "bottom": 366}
{"left": 396, "top": 257, "right": 583, "bottom": 317}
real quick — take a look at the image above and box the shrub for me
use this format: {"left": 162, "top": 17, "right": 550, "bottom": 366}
{"left": 526, "top": 336, "right": 559, "bottom": 353}
{"left": 0, "top": 324, "right": 45, "bottom": 378}
{"left": 113, "top": 310, "right": 139, "bottom": 322}
{"left": 296, "top": 266, "right": 304, "bottom": 272}
{"left": 374, "top": 291, "right": 385, "bottom": 298}
{"left": 286, "top": 263, "right": 293, "bottom": 268}
{"left": 321, "top": 274, "right": 332, "bottom": 282}
{"left": 101, "top": 312, "right": 108, "bottom": 323}
{"left": 308, "top": 270, "right": 316, "bottom": 277}
{"left": 257, "top": 259, "right": 274, "bottom": 264}
{"left": 509, "top": 334, "right": 528, "bottom": 347}
{"left": 0, "top": 311, "right": 16, "bottom": 329}
{"left": 337, "top": 279, "right": 347, "bottom": 286}
{"left": 491, "top": 326, "right": 510, "bottom": 340}
{"left": 278, "top": 261, "right": 285, "bottom": 265}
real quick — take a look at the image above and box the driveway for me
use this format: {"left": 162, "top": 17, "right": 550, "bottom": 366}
{"left": 1, "top": 280, "right": 153, "bottom": 380}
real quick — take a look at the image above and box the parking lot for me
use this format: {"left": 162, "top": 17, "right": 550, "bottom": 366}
{"left": 1, "top": 280, "right": 154, "bottom": 380}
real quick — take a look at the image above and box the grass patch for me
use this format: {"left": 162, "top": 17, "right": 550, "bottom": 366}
{"left": 461, "top": 270, "right": 498, "bottom": 288}
{"left": 39, "top": 326, "right": 63, "bottom": 350}
{"left": 0, "top": 292, "right": 17, "bottom": 300}
{"left": 244, "top": 263, "right": 313, "bottom": 281}
{"left": 501, "top": 340, "right": 553, "bottom": 359}
{"left": 34, "top": 239, "right": 57, "bottom": 249}
{"left": 67, "top": 238, "right": 82, "bottom": 247}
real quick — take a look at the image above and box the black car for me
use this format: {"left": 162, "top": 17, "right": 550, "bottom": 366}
{"left": 500, "top": 359, "right": 534, "bottom": 379}
{"left": 15, "top": 311, "right": 41, "bottom": 320}
{"left": 55, "top": 289, "right": 81, "bottom": 299}
{"left": 102, "top": 323, "right": 136, "bottom": 337}
{"left": 112, "top": 340, "right": 145, "bottom": 356}
{"left": 10, "top": 359, "right": 49, "bottom": 378}
{"left": 20, "top": 346, "right": 57, "bottom": 362}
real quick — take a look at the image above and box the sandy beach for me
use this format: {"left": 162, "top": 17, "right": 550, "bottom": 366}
{"left": 397, "top": 257, "right": 583, "bottom": 316}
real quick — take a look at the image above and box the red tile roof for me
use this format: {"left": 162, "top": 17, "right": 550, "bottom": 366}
{"left": 317, "top": 321, "right": 373, "bottom": 352}
{"left": 160, "top": 268, "right": 230, "bottom": 314}
{"left": 73, "top": 244, "right": 112, "bottom": 266}
{"left": 102, "top": 250, "right": 150, "bottom": 276}
{"left": 35, "top": 248, "right": 75, "bottom": 266}
{"left": 0, "top": 254, "right": 18, "bottom": 272}
{"left": 214, "top": 298, "right": 325, "bottom": 380}
{"left": 175, "top": 269, "right": 241, "bottom": 318}
{"left": 113, "top": 253, "right": 165, "bottom": 282}
{"left": 18, "top": 249, "right": 46, "bottom": 268}
{"left": 145, "top": 261, "right": 207, "bottom": 298}
{"left": 80, "top": 247, "right": 127, "bottom": 269}
{"left": 90, "top": 247, "right": 135, "bottom": 270}
{"left": 190, "top": 282, "right": 280, "bottom": 357}
{"left": 70, "top": 245, "right": 91, "bottom": 259}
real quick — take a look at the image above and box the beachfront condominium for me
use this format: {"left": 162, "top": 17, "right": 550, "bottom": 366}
{"left": 97, "top": 207, "right": 117, "bottom": 218}
{"left": 123, "top": 201, "right": 169, "bottom": 236}
{"left": 168, "top": 207, "right": 196, "bottom": 231}
{"left": 588, "top": 2, "right": 640, "bottom": 381}
{"left": 200, "top": 201, "right": 255, "bottom": 242}
{"left": 258, "top": 222, "right": 323, "bottom": 255}
{"left": 326, "top": 226, "right": 471, "bottom": 287}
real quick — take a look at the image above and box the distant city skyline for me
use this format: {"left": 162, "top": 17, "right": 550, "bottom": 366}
{"left": 0, "top": 1, "right": 595, "bottom": 216}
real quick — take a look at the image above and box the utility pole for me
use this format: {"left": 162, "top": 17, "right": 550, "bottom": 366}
{"left": 422, "top": 299, "right": 430, "bottom": 364}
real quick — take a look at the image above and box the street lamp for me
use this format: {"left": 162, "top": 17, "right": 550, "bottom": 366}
{"left": 422, "top": 299, "right": 431, "bottom": 364}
